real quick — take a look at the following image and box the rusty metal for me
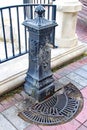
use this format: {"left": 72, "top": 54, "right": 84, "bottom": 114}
{"left": 19, "top": 83, "right": 83, "bottom": 125}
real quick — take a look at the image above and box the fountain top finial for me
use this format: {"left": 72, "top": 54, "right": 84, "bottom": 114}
{"left": 35, "top": 5, "right": 45, "bottom": 17}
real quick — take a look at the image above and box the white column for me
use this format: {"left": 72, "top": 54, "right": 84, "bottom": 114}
{"left": 53, "top": 0, "right": 82, "bottom": 48}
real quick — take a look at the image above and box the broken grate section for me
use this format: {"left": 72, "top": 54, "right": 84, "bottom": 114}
{"left": 19, "top": 83, "right": 83, "bottom": 125}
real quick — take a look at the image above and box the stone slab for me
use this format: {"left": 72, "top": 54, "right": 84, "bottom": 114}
{"left": 58, "top": 76, "right": 83, "bottom": 89}
{"left": 77, "top": 125, "right": 87, "bottom": 130}
{"left": 58, "top": 76, "right": 71, "bottom": 85}
{"left": 0, "top": 113, "right": 17, "bottom": 130}
{"left": 66, "top": 72, "right": 87, "bottom": 87}
{"left": 2, "top": 106, "right": 29, "bottom": 130}
{"left": 82, "top": 65, "right": 87, "bottom": 71}
{"left": 75, "top": 68, "right": 87, "bottom": 79}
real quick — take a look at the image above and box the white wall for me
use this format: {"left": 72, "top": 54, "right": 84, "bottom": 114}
{"left": 0, "top": 0, "right": 23, "bottom": 7}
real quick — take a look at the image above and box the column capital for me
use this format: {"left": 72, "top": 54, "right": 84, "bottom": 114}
{"left": 54, "top": 0, "right": 82, "bottom": 12}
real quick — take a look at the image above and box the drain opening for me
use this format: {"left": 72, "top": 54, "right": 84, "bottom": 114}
{"left": 19, "top": 83, "right": 83, "bottom": 125}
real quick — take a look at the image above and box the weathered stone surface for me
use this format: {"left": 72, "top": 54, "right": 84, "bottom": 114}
{"left": 58, "top": 76, "right": 71, "bottom": 85}
{"left": 0, "top": 113, "right": 17, "bottom": 130}
{"left": 75, "top": 68, "right": 87, "bottom": 79}
{"left": 82, "top": 65, "right": 87, "bottom": 71}
{"left": 66, "top": 72, "right": 87, "bottom": 86}
{"left": 2, "top": 106, "right": 29, "bottom": 130}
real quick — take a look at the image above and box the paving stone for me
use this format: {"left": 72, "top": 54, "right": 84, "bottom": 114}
{"left": 39, "top": 125, "right": 57, "bottom": 130}
{"left": 58, "top": 76, "right": 83, "bottom": 90}
{"left": 66, "top": 72, "right": 87, "bottom": 87}
{"left": 69, "top": 119, "right": 81, "bottom": 129}
{"left": 79, "top": 58, "right": 87, "bottom": 65}
{"left": 54, "top": 80, "right": 64, "bottom": 91}
{"left": 55, "top": 68, "right": 71, "bottom": 77}
{"left": 81, "top": 87, "right": 87, "bottom": 99}
{"left": 58, "top": 69, "right": 72, "bottom": 76}
{"left": 83, "top": 120, "right": 87, "bottom": 127}
{"left": 1, "top": 99, "right": 13, "bottom": 109}
{"left": 75, "top": 68, "right": 87, "bottom": 79}
{"left": 39, "top": 119, "right": 81, "bottom": 130}
{"left": 58, "top": 76, "right": 71, "bottom": 85}
{"left": 67, "top": 63, "right": 79, "bottom": 70}
{"left": 14, "top": 93, "right": 23, "bottom": 102}
{"left": 2, "top": 106, "right": 29, "bottom": 130}
{"left": 70, "top": 80, "right": 84, "bottom": 90}
{"left": 20, "top": 91, "right": 30, "bottom": 100}
{"left": 77, "top": 125, "right": 87, "bottom": 130}
{"left": 7, "top": 97, "right": 17, "bottom": 105}
{"left": 0, "top": 104, "right": 5, "bottom": 112}
{"left": 69, "top": 62, "right": 82, "bottom": 69}
{"left": 53, "top": 73, "right": 62, "bottom": 79}
{"left": 24, "top": 125, "right": 42, "bottom": 130}
{"left": 15, "top": 100, "right": 27, "bottom": 111}
{"left": 55, "top": 122, "right": 80, "bottom": 130}
{"left": 82, "top": 65, "right": 87, "bottom": 71}
{"left": 0, "top": 113, "right": 17, "bottom": 130}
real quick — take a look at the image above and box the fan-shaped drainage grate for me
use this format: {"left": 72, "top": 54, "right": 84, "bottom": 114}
{"left": 19, "top": 83, "right": 83, "bottom": 125}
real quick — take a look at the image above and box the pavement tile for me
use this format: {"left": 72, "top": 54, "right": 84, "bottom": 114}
{"left": 75, "top": 68, "right": 87, "bottom": 79}
{"left": 53, "top": 74, "right": 58, "bottom": 80}
{"left": 57, "top": 119, "right": 81, "bottom": 130}
{"left": 15, "top": 100, "right": 26, "bottom": 111}
{"left": 83, "top": 120, "right": 87, "bottom": 127}
{"left": 39, "top": 125, "right": 57, "bottom": 130}
{"left": 0, "top": 104, "right": 5, "bottom": 112}
{"left": 56, "top": 123, "right": 77, "bottom": 130}
{"left": 66, "top": 72, "right": 87, "bottom": 87}
{"left": 58, "top": 69, "right": 71, "bottom": 77}
{"left": 58, "top": 76, "right": 83, "bottom": 89}
{"left": 14, "top": 93, "right": 23, "bottom": 102}
{"left": 20, "top": 91, "right": 29, "bottom": 100}
{"left": 82, "top": 65, "right": 87, "bottom": 71}
{"left": 77, "top": 125, "right": 87, "bottom": 130}
{"left": 58, "top": 76, "right": 71, "bottom": 85}
{"left": 2, "top": 106, "right": 29, "bottom": 130}
{"left": 55, "top": 67, "right": 73, "bottom": 76}
{"left": 69, "top": 62, "right": 82, "bottom": 69}
{"left": 53, "top": 73, "right": 62, "bottom": 79}
{"left": 70, "top": 80, "right": 83, "bottom": 90}
{"left": 39, "top": 120, "right": 81, "bottom": 130}
{"left": 79, "top": 59, "right": 87, "bottom": 65}
{"left": 7, "top": 97, "right": 17, "bottom": 105}
{"left": 76, "top": 98, "right": 87, "bottom": 123}
{"left": 66, "top": 64, "right": 79, "bottom": 70}
{"left": 81, "top": 87, "right": 87, "bottom": 99}
{"left": 1, "top": 99, "right": 13, "bottom": 109}
{"left": 54, "top": 80, "right": 64, "bottom": 91}
{"left": 0, "top": 113, "right": 17, "bottom": 130}
{"left": 69, "top": 119, "right": 81, "bottom": 129}
{"left": 24, "top": 125, "right": 42, "bottom": 130}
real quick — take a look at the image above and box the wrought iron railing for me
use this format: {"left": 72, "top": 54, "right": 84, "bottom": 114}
{"left": 0, "top": 4, "right": 56, "bottom": 63}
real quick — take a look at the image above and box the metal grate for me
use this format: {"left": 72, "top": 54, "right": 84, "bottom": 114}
{"left": 19, "top": 83, "right": 83, "bottom": 125}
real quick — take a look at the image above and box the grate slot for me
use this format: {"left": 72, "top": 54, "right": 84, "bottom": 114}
{"left": 19, "top": 83, "right": 83, "bottom": 125}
